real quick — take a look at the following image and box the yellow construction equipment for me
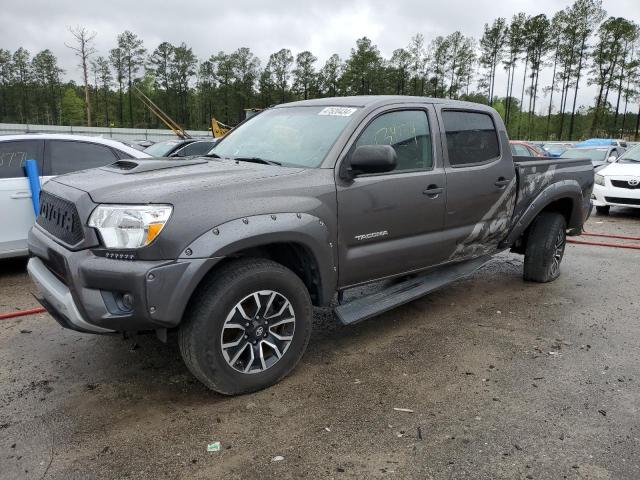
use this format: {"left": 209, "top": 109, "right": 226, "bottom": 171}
{"left": 134, "top": 86, "right": 191, "bottom": 140}
{"left": 210, "top": 116, "right": 231, "bottom": 138}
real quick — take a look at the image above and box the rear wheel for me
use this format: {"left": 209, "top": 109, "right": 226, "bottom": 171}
{"left": 595, "top": 205, "right": 610, "bottom": 215}
{"left": 179, "top": 258, "right": 312, "bottom": 395}
{"left": 523, "top": 212, "right": 567, "bottom": 283}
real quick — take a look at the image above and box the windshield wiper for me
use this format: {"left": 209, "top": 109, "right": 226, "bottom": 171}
{"left": 232, "top": 156, "right": 281, "bottom": 166}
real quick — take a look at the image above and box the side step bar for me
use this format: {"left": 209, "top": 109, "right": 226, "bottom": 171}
{"left": 334, "top": 255, "right": 492, "bottom": 325}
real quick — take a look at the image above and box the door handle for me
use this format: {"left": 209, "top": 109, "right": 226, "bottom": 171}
{"left": 10, "top": 191, "right": 32, "bottom": 199}
{"left": 494, "top": 177, "right": 511, "bottom": 188}
{"left": 423, "top": 185, "right": 444, "bottom": 197}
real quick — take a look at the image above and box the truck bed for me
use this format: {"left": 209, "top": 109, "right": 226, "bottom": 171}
{"left": 511, "top": 156, "right": 594, "bottom": 233}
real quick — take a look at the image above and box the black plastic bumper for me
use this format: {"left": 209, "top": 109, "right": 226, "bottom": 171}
{"left": 27, "top": 225, "right": 222, "bottom": 333}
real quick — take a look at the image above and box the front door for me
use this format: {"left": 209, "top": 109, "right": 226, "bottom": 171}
{"left": 336, "top": 108, "right": 448, "bottom": 287}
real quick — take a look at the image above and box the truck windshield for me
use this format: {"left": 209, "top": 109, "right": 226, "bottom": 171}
{"left": 211, "top": 106, "right": 359, "bottom": 167}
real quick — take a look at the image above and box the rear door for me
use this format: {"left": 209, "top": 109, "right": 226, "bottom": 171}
{"left": 0, "top": 139, "right": 44, "bottom": 256}
{"left": 437, "top": 109, "right": 516, "bottom": 261}
{"left": 336, "top": 106, "right": 448, "bottom": 287}
{"left": 44, "top": 139, "right": 119, "bottom": 175}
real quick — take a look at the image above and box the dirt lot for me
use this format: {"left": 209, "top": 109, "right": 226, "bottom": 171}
{"left": 1, "top": 210, "right": 639, "bottom": 480}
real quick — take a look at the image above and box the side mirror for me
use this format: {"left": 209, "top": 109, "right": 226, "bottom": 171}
{"left": 607, "top": 155, "right": 617, "bottom": 163}
{"left": 343, "top": 145, "right": 397, "bottom": 179}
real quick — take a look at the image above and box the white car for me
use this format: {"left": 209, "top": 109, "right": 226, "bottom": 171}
{"left": 592, "top": 145, "right": 640, "bottom": 214}
{"left": 0, "top": 134, "right": 150, "bottom": 258}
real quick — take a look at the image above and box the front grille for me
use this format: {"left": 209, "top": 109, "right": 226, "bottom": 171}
{"left": 37, "top": 191, "right": 84, "bottom": 245}
{"left": 605, "top": 196, "right": 640, "bottom": 206}
{"left": 611, "top": 179, "right": 640, "bottom": 189}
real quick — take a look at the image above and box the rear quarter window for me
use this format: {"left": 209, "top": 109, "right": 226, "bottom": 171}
{"left": 442, "top": 111, "right": 500, "bottom": 166}
{"left": 0, "top": 140, "right": 44, "bottom": 178}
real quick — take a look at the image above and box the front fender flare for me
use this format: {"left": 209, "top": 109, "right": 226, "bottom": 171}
{"left": 179, "top": 213, "right": 337, "bottom": 305}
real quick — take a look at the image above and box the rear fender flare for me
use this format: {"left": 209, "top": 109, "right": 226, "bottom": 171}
{"left": 502, "top": 180, "right": 584, "bottom": 247}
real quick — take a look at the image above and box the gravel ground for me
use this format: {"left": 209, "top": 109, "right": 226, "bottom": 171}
{"left": 1, "top": 209, "right": 639, "bottom": 480}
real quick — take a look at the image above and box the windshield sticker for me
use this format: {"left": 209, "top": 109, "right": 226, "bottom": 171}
{"left": 318, "top": 107, "right": 357, "bottom": 117}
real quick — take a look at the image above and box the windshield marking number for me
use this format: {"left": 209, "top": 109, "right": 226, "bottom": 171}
{"left": 319, "top": 107, "right": 357, "bottom": 117}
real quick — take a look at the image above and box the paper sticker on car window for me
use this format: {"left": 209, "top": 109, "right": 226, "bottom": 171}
{"left": 318, "top": 107, "right": 357, "bottom": 117}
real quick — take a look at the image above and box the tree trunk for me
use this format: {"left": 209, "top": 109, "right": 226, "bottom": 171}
{"left": 611, "top": 45, "right": 627, "bottom": 138}
{"left": 82, "top": 57, "right": 92, "bottom": 126}
{"left": 568, "top": 36, "right": 586, "bottom": 141}
{"left": 546, "top": 44, "right": 559, "bottom": 140}
{"left": 517, "top": 56, "right": 528, "bottom": 139}
{"left": 127, "top": 64, "right": 133, "bottom": 127}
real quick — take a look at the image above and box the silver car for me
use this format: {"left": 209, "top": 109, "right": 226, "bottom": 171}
{"left": 0, "top": 134, "right": 150, "bottom": 258}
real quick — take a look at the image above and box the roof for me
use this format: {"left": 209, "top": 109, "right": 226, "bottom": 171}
{"left": 0, "top": 133, "right": 150, "bottom": 158}
{"left": 275, "top": 95, "right": 495, "bottom": 112}
{"left": 575, "top": 138, "right": 617, "bottom": 147}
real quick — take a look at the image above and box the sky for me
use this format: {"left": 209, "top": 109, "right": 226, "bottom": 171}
{"left": 1, "top": 0, "right": 639, "bottom": 112}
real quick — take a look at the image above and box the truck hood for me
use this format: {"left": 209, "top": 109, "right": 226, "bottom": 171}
{"left": 51, "top": 158, "right": 305, "bottom": 203}
{"left": 600, "top": 161, "right": 640, "bottom": 177}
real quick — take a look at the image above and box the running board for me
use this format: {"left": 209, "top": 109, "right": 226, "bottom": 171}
{"left": 334, "top": 255, "right": 491, "bottom": 325}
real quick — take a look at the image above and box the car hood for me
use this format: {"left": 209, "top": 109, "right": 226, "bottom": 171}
{"left": 599, "top": 162, "right": 640, "bottom": 177}
{"left": 51, "top": 157, "right": 305, "bottom": 203}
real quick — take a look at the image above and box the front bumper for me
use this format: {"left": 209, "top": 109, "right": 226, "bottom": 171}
{"left": 593, "top": 180, "right": 640, "bottom": 208}
{"left": 27, "top": 225, "right": 222, "bottom": 333}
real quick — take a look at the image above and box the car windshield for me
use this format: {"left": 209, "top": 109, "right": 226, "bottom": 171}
{"left": 144, "top": 140, "right": 183, "bottom": 157}
{"left": 617, "top": 145, "right": 640, "bottom": 164}
{"left": 543, "top": 143, "right": 569, "bottom": 154}
{"left": 210, "top": 106, "right": 359, "bottom": 167}
{"left": 562, "top": 147, "right": 608, "bottom": 162}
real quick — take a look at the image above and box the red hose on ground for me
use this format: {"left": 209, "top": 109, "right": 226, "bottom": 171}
{"left": 582, "top": 231, "right": 640, "bottom": 241}
{"left": 0, "top": 307, "right": 46, "bottom": 320}
{"left": 567, "top": 237, "right": 640, "bottom": 250}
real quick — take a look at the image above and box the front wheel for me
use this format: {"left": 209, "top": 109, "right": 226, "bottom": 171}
{"left": 595, "top": 205, "right": 610, "bottom": 215}
{"left": 523, "top": 212, "right": 567, "bottom": 283}
{"left": 179, "top": 258, "right": 312, "bottom": 395}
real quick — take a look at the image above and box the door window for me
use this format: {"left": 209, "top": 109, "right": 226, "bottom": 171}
{"left": 355, "top": 110, "right": 432, "bottom": 171}
{"left": 0, "top": 140, "right": 44, "bottom": 178}
{"left": 442, "top": 111, "right": 500, "bottom": 166}
{"left": 48, "top": 140, "right": 118, "bottom": 175}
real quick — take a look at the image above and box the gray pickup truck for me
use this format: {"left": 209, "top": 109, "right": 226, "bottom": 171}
{"left": 27, "top": 96, "right": 593, "bottom": 394}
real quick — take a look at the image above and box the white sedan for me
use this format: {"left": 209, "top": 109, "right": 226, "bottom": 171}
{"left": 592, "top": 145, "right": 640, "bottom": 214}
{"left": 0, "top": 134, "right": 150, "bottom": 258}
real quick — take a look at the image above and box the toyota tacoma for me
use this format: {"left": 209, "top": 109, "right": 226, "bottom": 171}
{"left": 27, "top": 96, "right": 594, "bottom": 395}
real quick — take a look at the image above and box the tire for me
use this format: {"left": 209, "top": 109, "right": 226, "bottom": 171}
{"left": 595, "top": 205, "right": 610, "bottom": 215}
{"left": 179, "top": 258, "right": 312, "bottom": 395}
{"left": 523, "top": 212, "right": 567, "bottom": 283}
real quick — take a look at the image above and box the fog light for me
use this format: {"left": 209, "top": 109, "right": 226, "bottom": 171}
{"left": 122, "top": 293, "right": 134, "bottom": 310}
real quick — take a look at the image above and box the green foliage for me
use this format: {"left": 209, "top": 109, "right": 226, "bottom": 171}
{"left": 61, "top": 86, "right": 84, "bottom": 125}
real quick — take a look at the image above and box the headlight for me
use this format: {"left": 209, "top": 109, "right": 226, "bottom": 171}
{"left": 88, "top": 204, "right": 172, "bottom": 249}
{"left": 594, "top": 174, "right": 605, "bottom": 186}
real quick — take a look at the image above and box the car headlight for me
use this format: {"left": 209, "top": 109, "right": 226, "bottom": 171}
{"left": 594, "top": 174, "right": 605, "bottom": 186}
{"left": 88, "top": 204, "right": 172, "bottom": 249}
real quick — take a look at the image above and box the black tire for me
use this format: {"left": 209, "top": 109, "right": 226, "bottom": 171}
{"left": 523, "top": 212, "right": 567, "bottom": 283}
{"left": 595, "top": 205, "right": 610, "bottom": 215}
{"left": 179, "top": 258, "right": 312, "bottom": 395}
